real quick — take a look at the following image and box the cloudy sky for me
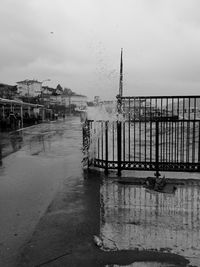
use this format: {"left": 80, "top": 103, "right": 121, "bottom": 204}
{"left": 0, "top": 0, "right": 200, "bottom": 100}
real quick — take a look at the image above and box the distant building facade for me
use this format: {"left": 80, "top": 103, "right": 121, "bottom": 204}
{"left": 16, "top": 80, "right": 42, "bottom": 97}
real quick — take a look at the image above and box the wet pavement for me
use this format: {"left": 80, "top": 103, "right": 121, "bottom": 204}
{"left": 0, "top": 117, "right": 199, "bottom": 266}
{"left": 0, "top": 118, "right": 82, "bottom": 266}
{"left": 101, "top": 179, "right": 200, "bottom": 266}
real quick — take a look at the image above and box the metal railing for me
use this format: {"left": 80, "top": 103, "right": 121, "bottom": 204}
{"left": 83, "top": 95, "right": 200, "bottom": 175}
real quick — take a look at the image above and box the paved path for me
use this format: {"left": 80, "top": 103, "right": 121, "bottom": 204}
{"left": 0, "top": 117, "right": 82, "bottom": 267}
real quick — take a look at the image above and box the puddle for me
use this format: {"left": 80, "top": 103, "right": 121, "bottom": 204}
{"left": 106, "top": 263, "right": 178, "bottom": 267}
{"left": 100, "top": 180, "right": 200, "bottom": 266}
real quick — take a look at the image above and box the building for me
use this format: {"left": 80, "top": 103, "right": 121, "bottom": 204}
{"left": 50, "top": 94, "right": 63, "bottom": 105}
{"left": 16, "top": 80, "right": 42, "bottom": 97}
{"left": 40, "top": 86, "right": 54, "bottom": 107}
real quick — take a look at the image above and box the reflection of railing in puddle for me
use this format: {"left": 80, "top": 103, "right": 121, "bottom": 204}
{"left": 105, "top": 262, "right": 176, "bottom": 267}
{"left": 28, "top": 134, "right": 53, "bottom": 155}
{"left": 100, "top": 181, "right": 200, "bottom": 265}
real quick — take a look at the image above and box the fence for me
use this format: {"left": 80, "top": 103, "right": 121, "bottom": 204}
{"left": 83, "top": 95, "right": 200, "bottom": 176}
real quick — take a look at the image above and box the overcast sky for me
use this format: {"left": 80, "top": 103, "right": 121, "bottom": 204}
{"left": 0, "top": 0, "right": 200, "bottom": 100}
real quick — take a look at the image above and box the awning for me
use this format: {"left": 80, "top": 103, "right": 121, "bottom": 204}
{"left": 0, "top": 98, "right": 44, "bottom": 108}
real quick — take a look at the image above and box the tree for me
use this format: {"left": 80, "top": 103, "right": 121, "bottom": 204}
{"left": 63, "top": 87, "right": 74, "bottom": 96}
{"left": 56, "top": 84, "right": 63, "bottom": 93}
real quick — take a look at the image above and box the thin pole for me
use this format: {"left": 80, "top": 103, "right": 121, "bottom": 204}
{"left": 119, "top": 48, "right": 123, "bottom": 97}
{"left": 155, "top": 120, "right": 160, "bottom": 178}
{"left": 105, "top": 121, "right": 108, "bottom": 175}
{"left": 117, "top": 121, "right": 122, "bottom": 176}
{"left": 117, "top": 48, "right": 123, "bottom": 114}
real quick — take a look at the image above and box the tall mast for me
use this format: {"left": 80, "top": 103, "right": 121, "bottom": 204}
{"left": 119, "top": 48, "right": 123, "bottom": 97}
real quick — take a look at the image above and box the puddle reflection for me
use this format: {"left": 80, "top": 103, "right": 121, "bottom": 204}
{"left": 106, "top": 263, "right": 177, "bottom": 267}
{"left": 0, "top": 118, "right": 80, "bottom": 165}
{"left": 101, "top": 180, "right": 200, "bottom": 266}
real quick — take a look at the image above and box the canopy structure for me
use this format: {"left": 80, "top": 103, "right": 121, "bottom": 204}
{"left": 0, "top": 97, "right": 48, "bottom": 129}
{"left": 0, "top": 97, "right": 44, "bottom": 108}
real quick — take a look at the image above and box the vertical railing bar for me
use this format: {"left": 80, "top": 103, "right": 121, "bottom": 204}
{"left": 123, "top": 121, "right": 125, "bottom": 162}
{"left": 169, "top": 120, "right": 171, "bottom": 163}
{"left": 89, "top": 121, "right": 91, "bottom": 168}
{"left": 172, "top": 98, "right": 174, "bottom": 162}
{"left": 98, "top": 124, "right": 100, "bottom": 160}
{"left": 180, "top": 121, "right": 183, "bottom": 162}
{"left": 163, "top": 120, "right": 165, "bottom": 162}
{"left": 91, "top": 121, "right": 94, "bottom": 162}
{"left": 166, "top": 98, "right": 168, "bottom": 162}
{"left": 155, "top": 98, "right": 158, "bottom": 163}
{"left": 169, "top": 99, "right": 171, "bottom": 163}
{"left": 155, "top": 120, "right": 160, "bottom": 178}
{"left": 93, "top": 122, "right": 96, "bottom": 160}
{"left": 112, "top": 121, "right": 114, "bottom": 162}
{"left": 101, "top": 121, "right": 103, "bottom": 160}
{"left": 198, "top": 121, "right": 200, "bottom": 170}
{"left": 134, "top": 98, "right": 136, "bottom": 162}
{"left": 175, "top": 98, "right": 177, "bottom": 163}
{"left": 145, "top": 97, "right": 147, "bottom": 163}
{"left": 129, "top": 99, "right": 131, "bottom": 162}
{"left": 139, "top": 98, "right": 142, "bottom": 162}
{"left": 193, "top": 98, "right": 197, "bottom": 163}
{"left": 105, "top": 121, "right": 108, "bottom": 174}
{"left": 188, "top": 96, "right": 191, "bottom": 121}
{"left": 194, "top": 97, "right": 197, "bottom": 120}
{"left": 183, "top": 97, "right": 185, "bottom": 120}
{"left": 163, "top": 99, "right": 166, "bottom": 163}
{"left": 192, "top": 120, "right": 195, "bottom": 163}
{"left": 117, "top": 120, "right": 122, "bottom": 176}
{"left": 177, "top": 97, "right": 180, "bottom": 163}
{"left": 150, "top": 98, "right": 152, "bottom": 164}
{"left": 187, "top": 97, "right": 191, "bottom": 163}
{"left": 92, "top": 122, "right": 95, "bottom": 160}
{"left": 161, "top": 98, "right": 163, "bottom": 163}
{"left": 183, "top": 98, "right": 185, "bottom": 162}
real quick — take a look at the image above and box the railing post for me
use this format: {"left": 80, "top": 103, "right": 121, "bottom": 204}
{"left": 198, "top": 121, "right": 200, "bottom": 171}
{"left": 87, "top": 120, "right": 91, "bottom": 169}
{"left": 117, "top": 121, "right": 122, "bottom": 176}
{"left": 105, "top": 121, "right": 108, "bottom": 175}
{"left": 155, "top": 120, "right": 160, "bottom": 178}
{"left": 82, "top": 119, "right": 90, "bottom": 170}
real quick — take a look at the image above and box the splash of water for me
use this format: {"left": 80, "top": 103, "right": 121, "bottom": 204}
{"left": 86, "top": 105, "right": 117, "bottom": 121}
{"left": 82, "top": 103, "right": 120, "bottom": 167}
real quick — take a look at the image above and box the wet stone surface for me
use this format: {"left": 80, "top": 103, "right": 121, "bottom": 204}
{"left": 101, "top": 179, "right": 200, "bottom": 267}
{"left": 106, "top": 263, "right": 180, "bottom": 267}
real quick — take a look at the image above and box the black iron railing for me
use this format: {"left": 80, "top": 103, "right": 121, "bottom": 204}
{"left": 83, "top": 96, "right": 200, "bottom": 175}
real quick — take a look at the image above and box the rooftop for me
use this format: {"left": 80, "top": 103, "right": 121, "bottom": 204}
{"left": 16, "top": 79, "right": 42, "bottom": 85}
